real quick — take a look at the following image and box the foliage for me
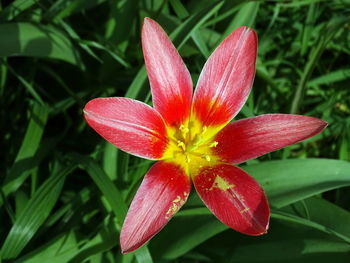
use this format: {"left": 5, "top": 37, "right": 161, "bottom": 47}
{"left": 1, "top": 0, "right": 350, "bottom": 262}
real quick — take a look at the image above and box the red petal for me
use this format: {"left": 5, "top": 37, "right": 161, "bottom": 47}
{"left": 84, "top": 97, "right": 168, "bottom": 160}
{"left": 142, "top": 18, "right": 193, "bottom": 126}
{"left": 192, "top": 26, "right": 257, "bottom": 127}
{"left": 120, "top": 161, "right": 191, "bottom": 253}
{"left": 193, "top": 163, "right": 269, "bottom": 235}
{"left": 213, "top": 114, "right": 327, "bottom": 163}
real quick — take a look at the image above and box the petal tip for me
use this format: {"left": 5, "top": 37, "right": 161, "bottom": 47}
{"left": 320, "top": 119, "right": 328, "bottom": 129}
{"left": 120, "top": 240, "right": 138, "bottom": 254}
{"left": 310, "top": 117, "right": 328, "bottom": 134}
{"left": 143, "top": 17, "right": 151, "bottom": 25}
{"left": 238, "top": 25, "right": 255, "bottom": 32}
{"left": 120, "top": 230, "right": 145, "bottom": 254}
{"left": 142, "top": 17, "right": 157, "bottom": 31}
{"left": 235, "top": 25, "right": 257, "bottom": 39}
{"left": 251, "top": 218, "right": 270, "bottom": 236}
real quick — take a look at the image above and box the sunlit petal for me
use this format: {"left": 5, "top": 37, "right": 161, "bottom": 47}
{"left": 142, "top": 18, "right": 193, "bottom": 126}
{"left": 193, "top": 163, "right": 269, "bottom": 235}
{"left": 192, "top": 26, "right": 257, "bottom": 127}
{"left": 84, "top": 97, "right": 168, "bottom": 159}
{"left": 120, "top": 161, "right": 191, "bottom": 253}
{"left": 213, "top": 114, "right": 327, "bottom": 163}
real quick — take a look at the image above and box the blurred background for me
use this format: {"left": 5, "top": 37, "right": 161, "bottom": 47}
{"left": 1, "top": 0, "right": 350, "bottom": 262}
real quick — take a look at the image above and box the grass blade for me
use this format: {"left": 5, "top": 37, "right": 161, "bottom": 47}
{"left": 1, "top": 163, "right": 76, "bottom": 259}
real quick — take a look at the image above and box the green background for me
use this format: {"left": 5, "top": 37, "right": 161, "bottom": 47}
{"left": 1, "top": 0, "right": 350, "bottom": 262}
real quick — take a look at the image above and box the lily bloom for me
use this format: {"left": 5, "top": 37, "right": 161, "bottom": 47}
{"left": 84, "top": 18, "right": 327, "bottom": 253}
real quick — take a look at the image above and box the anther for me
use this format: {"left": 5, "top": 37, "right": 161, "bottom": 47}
{"left": 177, "top": 140, "right": 186, "bottom": 151}
{"left": 204, "top": 155, "right": 211, "bottom": 162}
{"left": 179, "top": 125, "right": 189, "bottom": 134}
{"left": 209, "top": 141, "right": 218, "bottom": 148}
{"left": 202, "top": 126, "right": 207, "bottom": 134}
{"left": 185, "top": 154, "right": 191, "bottom": 163}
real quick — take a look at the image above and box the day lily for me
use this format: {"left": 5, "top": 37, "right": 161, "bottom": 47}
{"left": 84, "top": 18, "right": 327, "bottom": 253}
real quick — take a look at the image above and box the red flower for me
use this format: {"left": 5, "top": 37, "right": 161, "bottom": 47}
{"left": 84, "top": 18, "right": 327, "bottom": 253}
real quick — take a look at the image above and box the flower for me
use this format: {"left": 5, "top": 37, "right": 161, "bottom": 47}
{"left": 83, "top": 17, "right": 327, "bottom": 254}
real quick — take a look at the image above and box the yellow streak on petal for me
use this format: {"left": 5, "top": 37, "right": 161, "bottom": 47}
{"left": 209, "top": 176, "right": 234, "bottom": 191}
{"left": 165, "top": 193, "right": 188, "bottom": 220}
{"left": 240, "top": 208, "right": 250, "bottom": 213}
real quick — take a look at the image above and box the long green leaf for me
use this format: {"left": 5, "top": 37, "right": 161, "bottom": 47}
{"left": 70, "top": 154, "right": 153, "bottom": 262}
{"left": 290, "top": 15, "right": 350, "bottom": 113}
{"left": 244, "top": 158, "right": 350, "bottom": 208}
{"left": 1, "top": 163, "right": 76, "bottom": 259}
{"left": 0, "top": 23, "right": 82, "bottom": 66}
{"left": 69, "top": 153, "right": 127, "bottom": 226}
{"left": 221, "top": 1, "right": 260, "bottom": 41}
{"left": 0, "top": 0, "right": 36, "bottom": 21}
{"left": 15, "top": 231, "right": 78, "bottom": 263}
{"left": 2, "top": 102, "right": 49, "bottom": 197}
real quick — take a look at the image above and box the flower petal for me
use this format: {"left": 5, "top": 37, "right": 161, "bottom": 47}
{"left": 192, "top": 26, "right": 257, "bottom": 127}
{"left": 84, "top": 97, "right": 168, "bottom": 159}
{"left": 142, "top": 18, "right": 193, "bottom": 126}
{"left": 120, "top": 161, "right": 191, "bottom": 253}
{"left": 213, "top": 114, "right": 327, "bottom": 164}
{"left": 193, "top": 163, "right": 269, "bottom": 235}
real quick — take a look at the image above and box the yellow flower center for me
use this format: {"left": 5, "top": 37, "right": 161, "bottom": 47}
{"left": 162, "top": 118, "right": 219, "bottom": 173}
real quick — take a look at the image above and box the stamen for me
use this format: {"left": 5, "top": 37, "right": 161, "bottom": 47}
{"left": 202, "top": 126, "right": 207, "bottom": 134}
{"left": 177, "top": 140, "right": 186, "bottom": 151}
{"left": 209, "top": 141, "right": 218, "bottom": 148}
{"left": 179, "top": 125, "right": 189, "bottom": 134}
{"left": 185, "top": 154, "right": 191, "bottom": 163}
{"left": 204, "top": 155, "right": 211, "bottom": 162}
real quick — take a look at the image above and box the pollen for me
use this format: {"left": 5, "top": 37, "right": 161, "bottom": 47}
{"left": 209, "top": 141, "right": 218, "bottom": 148}
{"left": 204, "top": 155, "right": 211, "bottom": 162}
{"left": 179, "top": 124, "right": 189, "bottom": 134}
{"left": 165, "top": 194, "right": 187, "bottom": 219}
{"left": 240, "top": 208, "right": 250, "bottom": 214}
{"left": 209, "top": 175, "right": 234, "bottom": 191}
{"left": 177, "top": 140, "right": 186, "bottom": 151}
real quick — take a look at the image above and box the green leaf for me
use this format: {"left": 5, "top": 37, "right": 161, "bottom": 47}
{"left": 16, "top": 217, "right": 118, "bottom": 263}
{"left": 133, "top": 246, "right": 154, "bottom": 263}
{"left": 69, "top": 153, "right": 127, "bottom": 226}
{"left": 169, "top": 0, "right": 189, "bottom": 19}
{"left": 151, "top": 196, "right": 350, "bottom": 260}
{"left": 2, "top": 102, "right": 49, "bottom": 197}
{"left": 290, "top": 15, "right": 350, "bottom": 113}
{"left": 244, "top": 158, "right": 350, "bottom": 208}
{"left": 103, "top": 142, "right": 118, "bottom": 181}
{"left": 0, "top": 0, "right": 36, "bottom": 21}
{"left": 15, "top": 231, "right": 79, "bottom": 263}
{"left": 69, "top": 154, "right": 153, "bottom": 263}
{"left": 68, "top": 216, "right": 119, "bottom": 263}
{"left": 0, "top": 23, "right": 82, "bottom": 66}
{"left": 150, "top": 214, "right": 227, "bottom": 260}
{"left": 275, "top": 197, "right": 350, "bottom": 243}
{"left": 221, "top": 1, "right": 260, "bottom": 42}
{"left": 300, "top": 3, "right": 318, "bottom": 56}
{"left": 308, "top": 68, "right": 350, "bottom": 86}
{"left": 1, "top": 163, "right": 76, "bottom": 259}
